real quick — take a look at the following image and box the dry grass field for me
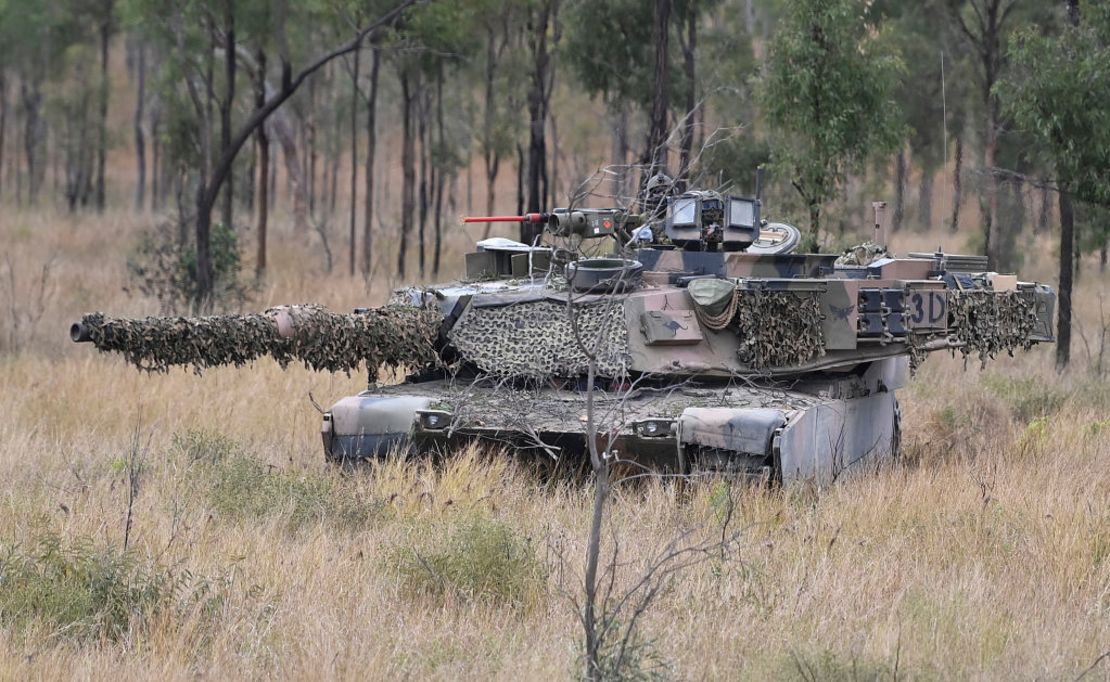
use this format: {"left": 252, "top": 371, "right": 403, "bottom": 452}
{"left": 0, "top": 204, "right": 1108, "bottom": 680}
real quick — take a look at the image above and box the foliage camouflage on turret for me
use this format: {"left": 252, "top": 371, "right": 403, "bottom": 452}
{"left": 77, "top": 305, "right": 441, "bottom": 376}
{"left": 733, "top": 291, "right": 826, "bottom": 369}
{"left": 949, "top": 290, "right": 1036, "bottom": 368}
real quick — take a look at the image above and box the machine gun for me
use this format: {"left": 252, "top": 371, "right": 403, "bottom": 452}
{"left": 463, "top": 208, "right": 644, "bottom": 241}
{"left": 463, "top": 189, "right": 765, "bottom": 253}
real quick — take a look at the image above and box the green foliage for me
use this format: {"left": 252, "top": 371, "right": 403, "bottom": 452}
{"left": 175, "top": 430, "right": 384, "bottom": 532}
{"left": 760, "top": 0, "right": 904, "bottom": 240}
{"left": 562, "top": 0, "right": 701, "bottom": 112}
{"left": 126, "top": 219, "right": 252, "bottom": 313}
{"left": 999, "top": 1, "right": 1110, "bottom": 206}
{"left": 0, "top": 533, "right": 176, "bottom": 642}
{"left": 982, "top": 374, "right": 1067, "bottom": 423}
{"left": 563, "top": 0, "right": 657, "bottom": 107}
{"left": 386, "top": 512, "right": 545, "bottom": 606}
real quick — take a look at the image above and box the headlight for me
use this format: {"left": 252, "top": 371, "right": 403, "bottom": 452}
{"left": 416, "top": 410, "right": 451, "bottom": 431}
{"left": 635, "top": 419, "right": 675, "bottom": 438}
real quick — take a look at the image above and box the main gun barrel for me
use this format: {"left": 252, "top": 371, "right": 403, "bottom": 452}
{"left": 69, "top": 304, "right": 442, "bottom": 375}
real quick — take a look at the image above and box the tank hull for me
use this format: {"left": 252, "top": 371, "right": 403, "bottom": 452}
{"left": 323, "top": 358, "right": 906, "bottom": 487}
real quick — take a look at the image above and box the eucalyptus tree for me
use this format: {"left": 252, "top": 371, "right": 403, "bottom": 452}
{"left": 760, "top": 0, "right": 904, "bottom": 245}
{"left": 1000, "top": 0, "right": 1110, "bottom": 369}
{"left": 125, "top": 0, "right": 415, "bottom": 306}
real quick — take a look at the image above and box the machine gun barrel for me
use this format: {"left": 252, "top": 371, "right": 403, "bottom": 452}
{"left": 69, "top": 304, "right": 442, "bottom": 376}
{"left": 462, "top": 213, "right": 549, "bottom": 224}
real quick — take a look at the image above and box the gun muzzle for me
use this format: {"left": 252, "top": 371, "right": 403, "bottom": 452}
{"left": 70, "top": 321, "right": 93, "bottom": 343}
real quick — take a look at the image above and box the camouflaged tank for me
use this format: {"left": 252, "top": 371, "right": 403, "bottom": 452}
{"left": 71, "top": 188, "right": 1055, "bottom": 485}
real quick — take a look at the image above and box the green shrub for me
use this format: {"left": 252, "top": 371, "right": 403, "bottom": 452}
{"left": 0, "top": 533, "right": 177, "bottom": 641}
{"left": 126, "top": 219, "right": 252, "bottom": 313}
{"left": 174, "top": 430, "right": 384, "bottom": 532}
{"left": 982, "top": 374, "right": 1067, "bottom": 423}
{"left": 387, "top": 513, "right": 544, "bottom": 605}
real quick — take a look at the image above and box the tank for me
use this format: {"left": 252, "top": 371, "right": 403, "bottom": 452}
{"left": 70, "top": 184, "right": 1055, "bottom": 485}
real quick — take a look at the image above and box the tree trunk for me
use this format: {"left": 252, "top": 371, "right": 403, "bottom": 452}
{"left": 918, "top": 170, "right": 933, "bottom": 228}
{"left": 644, "top": 0, "right": 672, "bottom": 176}
{"left": 221, "top": 0, "right": 235, "bottom": 229}
{"left": 21, "top": 77, "right": 44, "bottom": 203}
{"left": 269, "top": 109, "right": 307, "bottom": 231}
{"left": 307, "top": 75, "right": 318, "bottom": 218}
{"left": 95, "top": 4, "right": 111, "bottom": 212}
{"left": 418, "top": 86, "right": 429, "bottom": 277}
{"left": 397, "top": 67, "right": 415, "bottom": 277}
{"left": 608, "top": 100, "right": 629, "bottom": 201}
{"left": 482, "top": 26, "right": 502, "bottom": 239}
{"left": 983, "top": 101, "right": 999, "bottom": 265}
{"left": 524, "top": 2, "right": 552, "bottom": 244}
{"left": 549, "top": 109, "right": 559, "bottom": 206}
{"left": 255, "top": 49, "right": 269, "bottom": 280}
{"left": 362, "top": 45, "right": 380, "bottom": 277}
{"left": 949, "top": 133, "right": 962, "bottom": 232}
{"left": 516, "top": 142, "right": 525, "bottom": 217}
{"left": 1, "top": 73, "right": 8, "bottom": 201}
{"left": 893, "top": 149, "right": 906, "bottom": 232}
{"left": 433, "top": 71, "right": 445, "bottom": 276}
{"left": 348, "top": 42, "right": 361, "bottom": 277}
{"left": 1037, "top": 182, "right": 1050, "bottom": 234}
{"left": 1056, "top": 188, "right": 1073, "bottom": 370}
{"left": 150, "top": 111, "right": 161, "bottom": 210}
{"left": 134, "top": 41, "right": 146, "bottom": 210}
{"left": 678, "top": 2, "right": 696, "bottom": 187}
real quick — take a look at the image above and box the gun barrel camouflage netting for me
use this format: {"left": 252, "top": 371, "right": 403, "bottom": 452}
{"left": 76, "top": 304, "right": 442, "bottom": 376}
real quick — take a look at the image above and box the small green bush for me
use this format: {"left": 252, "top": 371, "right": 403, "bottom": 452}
{"left": 175, "top": 430, "right": 382, "bottom": 532}
{"left": 126, "top": 219, "right": 252, "bottom": 313}
{"left": 982, "top": 374, "right": 1067, "bottom": 423}
{"left": 387, "top": 513, "right": 544, "bottom": 605}
{"left": 0, "top": 534, "right": 177, "bottom": 641}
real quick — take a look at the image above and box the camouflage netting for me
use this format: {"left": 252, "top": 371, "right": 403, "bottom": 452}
{"left": 448, "top": 300, "right": 629, "bottom": 379}
{"left": 690, "top": 282, "right": 826, "bottom": 369}
{"left": 732, "top": 290, "right": 825, "bottom": 369}
{"left": 77, "top": 304, "right": 442, "bottom": 376}
{"left": 949, "top": 290, "right": 1036, "bottom": 367}
{"left": 834, "top": 241, "right": 889, "bottom": 267}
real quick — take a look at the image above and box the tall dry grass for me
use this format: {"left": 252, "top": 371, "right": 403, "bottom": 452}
{"left": 0, "top": 205, "right": 1107, "bottom": 680}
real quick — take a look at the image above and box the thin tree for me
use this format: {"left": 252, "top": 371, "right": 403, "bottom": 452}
{"left": 644, "top": 0, "right": 671, "bottom": 177}
{"left": 1000, "top": 0, "right": 1110, "bottom": 370}
{"left": 176, "top": 0, "right": 414, "bottom": 305}
{"left": 362, "top": 43, "right": 380, "bottom": 277}
{"left": 348, "top": 38, "right": 361, "bottom": 277}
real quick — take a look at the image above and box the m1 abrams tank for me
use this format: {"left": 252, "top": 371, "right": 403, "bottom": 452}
{"left": 70, "top": 183, "right": 1055, "bottom": 485}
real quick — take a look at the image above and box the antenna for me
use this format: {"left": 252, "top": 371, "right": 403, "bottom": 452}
{"left": 940, "top": 50, "right": 949, "bottom": 233}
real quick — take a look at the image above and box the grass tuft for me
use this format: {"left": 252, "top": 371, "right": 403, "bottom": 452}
{"left": 0, "top": 533, "right": 177, "bottom": 642}
{"left": 386, "top": 512, "right": 545, "bottom": 606}
{"left": 175, "top": 429, "right": 385, "bottom": 532}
